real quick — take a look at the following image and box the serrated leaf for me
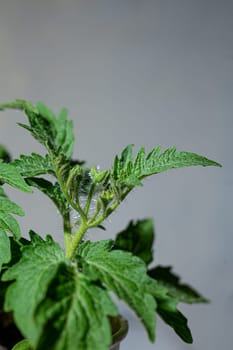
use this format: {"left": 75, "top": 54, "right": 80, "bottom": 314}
{"left": 76, "top": 240, "right": 156, "bottom": 341}
{"left": 55, "top": 108, "right": 74, "bottom": 159}
{"left": 0, "top": 195, "right": 24, "bottom": 216}
{"left": 0, "top": 99, "right": 37, "bottom": 113}
{"left": 146, "top": 276, "right": 193, "bottom": 343}
{"left": 114, "top": 219, "right": 154, "bottom": 265}
{"left": 0, "top": 212, "right": 21, "bottom": 238}
{"left": 0, "top": 228, "right": 11, "bottom": 269}
{"left": 0, "top": 99, "right": 74, "bottom": 159}
{"left": 0, "top": 161, "right": 32, "bottom": 192}
{"left": 112, "top": 145, "right": 221, "bottom": 187}
{"left": 0, "top": 99, "right": 57, "bottom": 153}
{"left": 0, "top": 238, "right": 30, "bottom": 308}
{"left": 157, "top": 307, "right": 193, "bottom": 343}
{"left": 12, "top": 153, "right": 54, "bottom": 177}
{"left": 0, "top": 188, "right": 23, "bottom": 240}
{"left": 26, "top": 177, "right": 69, "bottom": 216}
{"left": 35, "top": 263, "right": 118, "bottom": 350}
{"left": 2, "top": 232, "right": 65, "bottom": 342}
{"left": 149, "top": 266, "right": 208, "bottom": 304}
{"left": 12, "top": 339, "right": 32, "bottom": 350}
{"left": 36, "top": 102, "right": 56, "bottom": 125}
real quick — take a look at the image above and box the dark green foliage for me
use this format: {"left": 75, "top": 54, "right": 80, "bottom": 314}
{"left": 114, "top": 219, "right": 154, "bottom": 265}
{"left": 35, "top": 264, "right": 118, "bottom": 350}
{"left": 148, "top": 266, "right": 208, "bottom": 304}
{"left": 0, "top": 145, "right": 11, "bottom": 163}
{"left": 158, "top": 307, "right": 193, "bottom": 343}
{"left": 76, "top": 240, "right": 156, "bottom": 341}
{"left": 0, "top": 99, "right": 221, "bottom": 348}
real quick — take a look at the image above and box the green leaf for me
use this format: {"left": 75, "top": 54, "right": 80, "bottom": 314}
{"left": 12, "top": 340, "right": 32, "bottom": 350}
{"left": 76, "top": 240, "right": 156, "bottom": 341}
{"left": 55, "top": 108, "right": 74, "bottom": 159}
{"left": 26, "top": 177, "right": 69, "bottom": 216}
{"left": 0, "top": 228, "right": 11, "bottom": 269}
{"left": 35, "top": 263, "right": 118, "bottom": 350}
{"left": 146, "top": 277, "right": 193, "bottom": 343}
{"left": 12, "top": 154, "right": 54, "bottom": 177}
{"left": 112, "top": 145, "right": 222, "bottom": 187}
{"left": 0, "top": 99, "right": 37, "bottom": 113}
{"left": 0, "top": 187, "right": 24, "bottom": 239}
{"left": 158, "top": 307, "right": 193, "bottom": 343}
{"left": 0, "top": 145, "right": 11, "bottom": 163}
{"left": 34, "top": 102, "right": 74, "bottom": 158}
{"left": 148, "top": 266, "right": 208, "bottom": 304}
{"left": 114, "top": 219, "right": 154, "bottom": 265}
{"left": 36, "top": 102, "right": 56, "bottom": 125}
{"left": 0, "top": 212, "right": 21, "bottom": 238}
{"left": 24, "top": 108, "right": 56, "bottom": 152}
{"left": 0, "top": 238, "right": 30, "bottom": 308}
{"left": 0, "top": 161, "right": 32, "bottom": 192}
{"left": 0, "top": 193, "right": 24, "bottom": 216}
{"left": 0, "top": 99, "right": 74, "bottom": 159}
{"left": 2, "top": 232, "right": 64, "bottom": 342}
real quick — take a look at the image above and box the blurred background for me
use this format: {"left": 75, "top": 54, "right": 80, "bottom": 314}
{"left": 0, "top": 1, "right": 232, "bottom": 349}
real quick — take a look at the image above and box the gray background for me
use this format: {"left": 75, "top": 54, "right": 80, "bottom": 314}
{"left": 0, "top": 1, "right": 232, "bottom": 349}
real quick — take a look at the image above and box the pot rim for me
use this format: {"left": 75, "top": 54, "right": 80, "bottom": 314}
{"left": 110, "top": 316, "right": 128, "bottom": 349}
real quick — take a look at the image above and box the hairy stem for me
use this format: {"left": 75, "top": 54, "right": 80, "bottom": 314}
{"left": 63, "top": 212, "right": 72, "bottom": 254}
{"left": 65, "top": 221, "right": 88, "bottom": 259}
{"left": 84, "top": 183, "right": 96, "bottom": 215}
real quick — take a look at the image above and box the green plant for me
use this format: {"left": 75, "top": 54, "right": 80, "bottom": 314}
{"left": 0, "top": 99, "right": 221, "bottom": 350}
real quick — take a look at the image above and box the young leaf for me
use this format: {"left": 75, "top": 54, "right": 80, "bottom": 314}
{"left": 112, "top": 145, "right": 221, "bottom": 187}
{"left": 2, "top": 232, "right": 65, "bottom": 342}
{"left": 35, "top": 264, "right": 118, "bottom": 350}
{"left": 36, "top": 102, "right": 56, "bottom": 125}
{"left": 12, "top": 339, "right": 32, "bottom": 350}
{"left": 76, "top": 240, "right": 156, "bottom": 341}
{"left": 0, "top": 228, "right": 11, "bottom": 270}
{"left": 0, "top": 161, "right": 32, "bottom": 192}
{"left": 114, "top": 219, "right": 154, "bottom": 265}
{"left": 12, "top": 154, "right": 54, "bottom": 177}
{"left": 55, "top": 107, "right": 74, "bottom": 159}
{"left": 22, "top": 108, "right": 56, "bottom": 153}
{"left": 148, "top": 266, "right": 208, "bottom": 303}
{"left": 0, "top": 99, "right": 74, "bottom": 159}
{"left": 0, "top": 99, "right": 37, "bottom": 114}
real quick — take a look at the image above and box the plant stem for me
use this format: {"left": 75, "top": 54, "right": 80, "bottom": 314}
{"left": 63, "top": 212, "right": 72, "bottom": 254}
{"left": 88, "top": 187, "right": 132, "bottom": 228}
{"left": 84, "top": 183, "right": 95, "bottom": 215}
{"left": 65, "top": 186, "right": 133, "bottom": 258}
{"left": 65, "top": 221, "right": 88, "bottom": 259}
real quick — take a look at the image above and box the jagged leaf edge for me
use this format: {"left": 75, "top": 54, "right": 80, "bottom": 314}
{"left": 34, "top": 263, "right": 118, "bottom": 350}
{"left": 2, "top": 232, "right": 65, "bottom": 342}
{"left": 76, "top": 239, "right": 156, "bottom": 341}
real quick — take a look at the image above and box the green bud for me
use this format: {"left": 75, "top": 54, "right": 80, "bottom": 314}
{"left": 95, "top": 170, "right": 109, "bottom": 184}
